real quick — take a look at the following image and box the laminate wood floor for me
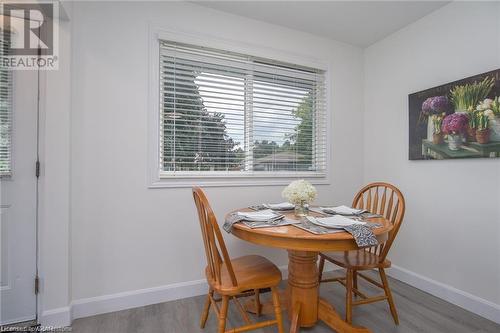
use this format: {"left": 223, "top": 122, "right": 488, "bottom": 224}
{"left": 71, "top": 272, "right": 500, "bottom": 333}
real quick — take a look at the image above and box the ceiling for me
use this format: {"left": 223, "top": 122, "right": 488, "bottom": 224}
{"left": 193, "top": 1, "right": 449, "bottom": 47}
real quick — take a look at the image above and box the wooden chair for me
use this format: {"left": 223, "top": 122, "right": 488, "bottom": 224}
{"left": 192, "top": 187, "right": 284, "bottom": 333}
{"left": 318, "top": 182, "right": 405, "bottom": 325}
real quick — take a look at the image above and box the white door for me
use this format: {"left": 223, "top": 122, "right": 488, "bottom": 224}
{"left": 0, "top": 15, "right": 39, "bottom": 325}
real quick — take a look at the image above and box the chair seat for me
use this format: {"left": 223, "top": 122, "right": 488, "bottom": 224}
{"left": 206, "top": 255, "right": 282, "bottom": 295}
{"left": 321, "top": 250, "right": 391, "bottom": 270}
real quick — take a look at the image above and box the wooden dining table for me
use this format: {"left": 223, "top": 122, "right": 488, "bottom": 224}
{"left": 227, "top": 208, "right": 393, "bottom": 333}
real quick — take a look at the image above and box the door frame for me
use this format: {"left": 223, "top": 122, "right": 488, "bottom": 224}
{"left": 35, "top": 57, "right": 43, "bottom": 326}
{"left": 35, "top": 12, "right": 72, "bottom": 327}
{"left": 35, "top": 60, "right": 45, "bottom": 326}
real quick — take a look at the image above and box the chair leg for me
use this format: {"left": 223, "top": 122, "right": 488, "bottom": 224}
{"left": 200, "top": 289, "right": 213, "bottom": 328}
{"left": 254, "top": 289, "right": 261, "bottom": 317}
{"left": 218, "top": 295, "right": 229, "bottom": 333}
{"left": 353, "top": 270, "right": 358, "bottom": 295}
{"left": 318, "top": 256, "right": 325, "bottom": 283}
{"left": 379, "top": 268, "right": 399, "bottom": 325}
{"left": 271, "top": 287, "right": 284, "bottom": 333}
{"left": 345, "top": 269, "right": 353, "bottom": 324}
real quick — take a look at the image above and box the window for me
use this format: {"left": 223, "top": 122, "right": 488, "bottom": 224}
{"left": 158, "top": 41, "right": 327, "bottom": 179}
{"left": 0, "top": 29, "right": 12, "bottom": 176}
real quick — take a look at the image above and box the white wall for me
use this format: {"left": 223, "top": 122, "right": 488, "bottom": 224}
{"left": 364, "top": 0, "right": 500, "bottom": 306}
{"left": 69, "top": 1, "right": 364, "bottom": 302}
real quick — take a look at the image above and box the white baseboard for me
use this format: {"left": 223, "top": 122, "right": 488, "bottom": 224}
{"left": 70, "top": 265, "right": 289, "bottom": 322}
{"left": 40, "top": 306, "right": 72, "bottom": 328}
{"left": 71, "top": 278, "right": 209, "bottom": 320}
{"left": 40, "top": 264, "right": 500, "bottom": 327}
{"left": 1, "top": 315, "right": 36, "bottom": 326}
{"left": 388, "top": 264, "right": 500, "bottom": 324}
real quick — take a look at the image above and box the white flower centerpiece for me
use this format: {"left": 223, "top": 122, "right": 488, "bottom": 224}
{"left": 282, "top": 179, "right": 317, "bottom": 217}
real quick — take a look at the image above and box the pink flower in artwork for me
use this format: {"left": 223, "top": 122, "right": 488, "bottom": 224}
{"left": 422, "top": 98, "right": 433, "bottom": 114}
{"left": 429, "top": 96, "right": 450, "bottom": 113}
{"left": 442, "top": 113, "right": 468, "bottom": 135}
{"left": 422, "top": 96, "right": 450, "bottom": 115}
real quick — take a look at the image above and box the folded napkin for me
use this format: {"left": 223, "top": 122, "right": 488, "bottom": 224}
{"left": 306, "top": 216, "right": 378, "bottom": 248}
{"left": 223, "top": 210, "right": 283, "bottom": 233}
{"left": 343, "top": 224, "right": 379, "bottom": 248}
{"left": 237, "top": 209, "right": 282, "bottom": 221}
{"left": 309, "top": 215, "right": 366, "bottom": 228}
{"left": 249, "top": 202, "right": 294, "bottom": 211}
{"left": 223, "top": 213, "right": 244, "bottom": 233}
{"left": 242, "top": 218, "right": 298, "bottom": 229}
{"left": 321, "top": 205, "right": 366, "bottom": 215}
{"left": 265, "top": 202, "right": 294, "bottom": 210}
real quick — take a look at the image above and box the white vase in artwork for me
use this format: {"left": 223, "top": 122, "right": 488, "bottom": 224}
{"left": 489, "top": 116, "right": 500, "bottom": 141}
{"left": 427, "top": 119, "right": 434, "bottom": 141}
{"left": 447, "top": 134, "right": 463, "bottom": 151}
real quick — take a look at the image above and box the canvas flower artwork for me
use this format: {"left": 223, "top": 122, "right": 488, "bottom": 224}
{"left": 409, "top": 69, "right": 500, "bottom": 160}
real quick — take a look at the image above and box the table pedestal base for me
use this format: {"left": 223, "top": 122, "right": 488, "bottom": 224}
{"left": 287, "top": 250, "right": 319, "bottom": 327}
{"left": 245, "top": 250, "right": 372, "bottom": 333}
{"left": 318, "top": 298, "right": 371, "bottom": 333}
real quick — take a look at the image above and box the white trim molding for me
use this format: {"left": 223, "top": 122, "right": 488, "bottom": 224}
{"left": 1, "top": 315, "right": 36, "bottom": 327}
{"left": 71, "top": 279, "right": 208, "bottom": 320}
{"left": 71, "top": 265, "right": 288, "bottom": 321}
{"left": 40, "top": 306, "right": 72, "bottom": 328}
{"left": 388, "top": 265, "right": 500, "bottom": 324}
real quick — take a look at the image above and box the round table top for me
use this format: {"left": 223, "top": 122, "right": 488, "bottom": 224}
{"left": 229, "top": 208, "right": 393, "bottom": 252}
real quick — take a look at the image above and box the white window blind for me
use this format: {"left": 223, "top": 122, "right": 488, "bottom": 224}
{"left": 0, "top": 29, "right": 12, "bottom": 176}
{"left": 159, "top": 41, "right": 327, "bottom": 177}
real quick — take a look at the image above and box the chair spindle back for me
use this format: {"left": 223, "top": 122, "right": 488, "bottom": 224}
{"left": 192, "top": 187, "right": 237, "bottom": 287}
{"left": 352, "top": 182, "right": 405, "bottom": 262}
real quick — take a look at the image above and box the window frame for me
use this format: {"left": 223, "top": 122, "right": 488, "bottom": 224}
{"left": 148, "top": 27, "right": 332, "bottom": 188}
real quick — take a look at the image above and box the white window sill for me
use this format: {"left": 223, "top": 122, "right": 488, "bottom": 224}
{"left": 148, "top": 173, "right": 330, "bottom": 188}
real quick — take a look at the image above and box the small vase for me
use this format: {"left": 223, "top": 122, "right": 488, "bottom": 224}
{"left": 294, "top": 202, "right": 308, "bottom": 217}
{"left": 466, "top": 126, "right": 476, "bottom": 142}
{"left": 476, "top": 129, "right": 490, "bottom": 144}
{"left": 426, "top": 119, "right": 434, "bottom": 141}
{"left": 447, "top": 134, "right": 462, "bottom": 151}
{"left": 432, "top": 133, "right": 444, "bottom": 144}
